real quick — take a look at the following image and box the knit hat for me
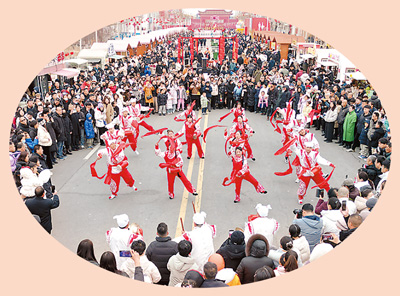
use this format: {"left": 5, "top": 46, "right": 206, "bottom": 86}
{"left": 113, "top": 214, "right": 129, "bottom": 228}
{"left": 255, "top": 203, "right": 271, "bottom": 217}
{"left": 342, "top": 178, "right": 354, "bottom": 186}
{"left": 366, "top": 197, "right": 378, "bottom": 209}
{"left": 193, "top": 211, "right": 206, "bottom": 225}
{"left": 230, "top": 230, "right": 245, "bottom": 245}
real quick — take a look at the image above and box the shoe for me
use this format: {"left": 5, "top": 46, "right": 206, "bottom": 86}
{"left": 132, "top": 186, "right": 138, "bottom": 192}
{"left": 159, "top": 114, "right": 162, "bottom": 116}
{"left": 295, "top": 178, "right": 300, "bottom": 183}
{"left": 359, "top": 155, "right": 367, "bottom": 159}
{"left": 261, "top": 191, "right": 267, "bottom": 194}
{"left": 66, "top": 152, "right": 72, "bottom": 155}
{"left": 234, "top": 196, "right": 241, "bottom": 203}
{"left": 192, "top": 192, "right": 198, "bottom": 196}
{"left": 201, "top": 156, "right": 205, "bottom": 159}
{"left": 347, "top": 149, "right": 354, "bottom": 152}
{"left": 284, "top": 158, "right": 288, "bottom": 164}
{"left": 81, "top": 145, "right": 85, "bottom": 149}
{"left": 338, "top": 143, "right": 344, "bottom": 146}
{"left": 187, "top": 156, "right": 191, "bottom": 159}
{"left": 252, "top": 158, "right": 256, "bottom": 161}
{"left": 321, "top": 134, "right": 325, "bottom": 137}
{"left": 298, "top": 199, "right": 303, "bottom": 205}
{"left": 323, "top": 173, "right": 329, "bottom": 178}
{"left": 109, "top": 194, "right": 117, "bottom": 200}
{"left": 169, "top": 193, "right": 174, "bottom": 199}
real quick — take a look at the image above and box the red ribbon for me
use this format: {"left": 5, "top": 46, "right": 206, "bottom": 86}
{"left": 218, "top": 109, "right": 234, "bottom": 122}
{"left": 203, "top": 125, "right": 226, "bottom": 143}
{"left": 274, "top": 138, "right": 297, "bottom": 156}
{"left": 141, "top": 127, "right": 168, "bottom": 138}
{"left": 311, "top": 166, "right": 335, "bottom": 189}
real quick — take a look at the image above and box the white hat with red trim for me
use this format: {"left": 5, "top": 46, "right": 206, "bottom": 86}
{"left": 106, "top": 123, "right": 114, "bottom": 129}
{"left": 255, "top": 204, "right": 272, "bottom": 217}
{"left": 113, "top": 214, "right": 129, "bottom": 228}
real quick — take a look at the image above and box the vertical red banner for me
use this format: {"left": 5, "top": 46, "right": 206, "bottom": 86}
{"left": 233, "top": 36, "right": 239, "bottom": 62}
{"left": 218, "top": 36, "right": 225, "bottom": 64}
{"left": 190, "top": 37, "right": 194, "bottom": 64}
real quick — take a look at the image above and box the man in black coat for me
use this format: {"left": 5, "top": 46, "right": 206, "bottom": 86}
{"left": 336, "top": 99, "right": 349, "bottom": 146}
{"left": 25, "top": 186, "right": 60, "bottom": 234}
{"left": 267, "top": 83, "right": 279, "bottom": 120}
{"left": 200, "top": 262, "right": 228, "bottom": 288}
{"left": 216, "top": 230, "right": 246, "bottom": 272}
{"left": 52, "top": 106, "right": 67, "bottom": 160}
{"left": 145, "top": 223, "right": 178, "bottom": 285}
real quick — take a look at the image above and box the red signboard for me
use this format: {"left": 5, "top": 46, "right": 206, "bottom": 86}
{"left": 190, "top": 37, "right": 194, "bottom": 63}
{"left": 218, "top": 36, "right": 225, "bottom": 64}
{"left": 251, "top": 17, "right": 269, "bottom": 32}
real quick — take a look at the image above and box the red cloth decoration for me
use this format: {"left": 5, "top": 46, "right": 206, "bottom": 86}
{"left": 203, "top": 125, "right": 227, "bottom": 143}
{"left": 141, "top": 127, "right": 168, "bottom": 138}
{"left": 274, "top": 138, "right": 297, "bottom": 156}
{"left": 218, "top": 109, "right": 234, "bottom": 122}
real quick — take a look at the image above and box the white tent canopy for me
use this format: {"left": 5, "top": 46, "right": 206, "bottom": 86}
{"left": 345, "top": 72, "right": 366, "bottom": 81}
{"left": 64, "top": 58, "right": 88, "bottom": 65}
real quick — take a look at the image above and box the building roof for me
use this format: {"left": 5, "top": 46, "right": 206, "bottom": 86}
{"left": 198, "top": 9, "right": 233, "bottom": 16}
{"left": 254, "top": 31, "right": 305, "bottom": 44}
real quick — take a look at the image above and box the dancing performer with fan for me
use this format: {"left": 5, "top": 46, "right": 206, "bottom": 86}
{"left": 112, "top": 107, "right": 140, "bottom": 154}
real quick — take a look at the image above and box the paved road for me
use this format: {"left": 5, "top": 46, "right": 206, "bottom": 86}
{"left": 50, "top": 109, "right": 363, "bottom": 260}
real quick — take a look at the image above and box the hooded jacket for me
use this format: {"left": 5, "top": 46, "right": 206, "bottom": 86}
{"left": 216, "top": 240, "right": 246, "bottom": 271}
{"left": 167, "top": 254, "right": 199, "bottom": 286}
{"left": 293, "top": 215, "right": 323, "bottom": 252}
{"left": 235, "top": 234, "right": 274, "bottom": 284}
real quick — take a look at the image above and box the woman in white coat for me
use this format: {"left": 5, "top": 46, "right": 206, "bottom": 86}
{"left": 37, "top": 118, "right": 53, "bottom": 169}
{"left": 320, "top": 197, "right": 344, "bottom": 236}
{"left": 20, "top": 162, "right": 52, "bottom": 199}
{"left": 323, "top": 101, "right": 338, "bottom": 143}
{"left": 94, "top": 103, "right": 107, "bottom": 146}
{"left": 288, "top": 224, "right": 311, "bottom": 263}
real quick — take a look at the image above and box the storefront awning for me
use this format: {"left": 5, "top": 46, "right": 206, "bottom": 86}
{"left": 51, "top": 68, "right": 80, "bottom": 78}
{"left": 108, "top": 54, "right": 124, "bottom": 59}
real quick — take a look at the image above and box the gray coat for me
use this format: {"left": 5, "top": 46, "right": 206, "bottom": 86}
{"left": 293, "top": 215, "right": 323, "bottom": 252}
{"left": 337, "top": 105, "right": 349, "bottom": 124}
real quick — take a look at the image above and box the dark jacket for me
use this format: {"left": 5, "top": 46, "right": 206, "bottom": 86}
{"left": 361, "top": 164, "right": 379, "bottom": 183}
{"left": 25, "top": 194, "right": 60, "bottom": 233}
{"left": 278, "top": 86, "right": 291, "bottom": 108}
{"left": 267, "top": 87, "right": 279, "bottom": 106}
{"left": 157, "top": 93, "right": 168, "bottom": 106}
{"left": 339, "top": 227, "right": 357, "bottom": 242}
{"left": 53, "top": 113, "right": 67, "bottom": 142}
{"left": 145, "top": 236, "right": 178, "bottom": 285}
{"left": 370, "top": 127, "right": 385, "bottom": 148}
{"left": 236, "top": 234, "right": 274, "bottom": 285}
{"left": 29, "top": 126, "right": 37, "bottom": 141}
{"left": 201, "top": 279, "right": 229, "bottom": 288}
{"left": 293, "top": 215, "right": 323, "bottom": 252}
{"left": 337, "top": 105, "right": 349, "bottom": 124}
{"left": 357, "top": 112, "right": 371, "bottom": 134}
{"left": 216, "top": 240, "right": 246, "bottom": 271}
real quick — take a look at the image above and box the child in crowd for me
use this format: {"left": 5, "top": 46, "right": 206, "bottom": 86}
{"left": 200, "top": 92, "right": 209, "bottom": 115}
{"left": 84, "top": 113, "right": 95, "bottom": 148}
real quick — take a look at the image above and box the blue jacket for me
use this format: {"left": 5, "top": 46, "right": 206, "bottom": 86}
{"left": 84, "top": 113, "right": 95, "bottom": 139}
{"left": 359, "top": 124, "right": 369, "bottom": 145}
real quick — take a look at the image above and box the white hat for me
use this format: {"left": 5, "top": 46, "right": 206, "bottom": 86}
{"left": 106, "top": 123, "right": 114, "bottom": 129}
{"left": 310, "top": 243, "right": 333, "bottom": 262}
{"left": 130, "top": 98, "right": 136, "bottom": 103}
{"left": 108, "top": 139, "right": 117, "bottom": 146}
{"left": 255, "top": 204, "right": 272, "bottom": 217}
{"left": 122, "top": 107, "right": 129, "bottom": 113}
{"left": 305, "top": 142, "right": 314, "bottom": 148}
{"left": 113, "top": 214, "right": 129, "bottom": 228}
{"left": 193, "top": 211, "right": 206, "bottom": 225}
{"left": 296, "top": 114, "right": 304, "bottom": 121}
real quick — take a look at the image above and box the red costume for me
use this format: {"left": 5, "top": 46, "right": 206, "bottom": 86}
{"left": 223, "top": 153, "right": 267, "bottom": 202}
{"left": 127, "top": 101, "right": 155, "bottom": 132}
{"left": 219, "top": 107, "right": 247, "bottom": 122}
{"left": 291, "top": 144, "right": 334, "bottom": 204}
{"left": 101, "top": 127, "right": 124, "bottom": 147}
{"left": 226, "top": 121, "right": 254, "bottom": 159}
{"left": 179, "top": 119, "right": 204, "bottom": 159}
{"left": 113, "top": 112, "right": 139, "bottom": 153}
{"left": 92, "top": 142, "right": 137, "bottom": 199}
{"left": 155, "top": 144, "right": 197, "bottom": 199}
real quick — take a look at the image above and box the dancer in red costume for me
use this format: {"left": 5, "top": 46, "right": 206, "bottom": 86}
{"left": 223, "top": 147, "right": 267, "bottom": 203}
{"left": 178, "top": 114, "right": 204, "bottom": 159}
{"left": 218, "top": 101, "right": 247, "bottom": 123}
{"left": 225, "top": 115, "right": 255, "bottom": 160}
{"left": 174, "top": 101, "right": 197, "bottom": 122}
{"left": 155, "top": 141, "right": 198, "bottom": 200}
{"left": 290, "top": 142, "right": 335, "bottom": 205}
{"left": 227, "top": 130, "right": 247, "bottom": 157}
{"left": 92, "top": 140, "right": 137, "bottom": 200}
{"left": 101, "top": 123, "right": 124, "bottom": 146}
{"left": 127, "top": 98, "right": 155, "bottom": 132}
{"left": 113, "top": 108, "right": 139, "bottom": 155}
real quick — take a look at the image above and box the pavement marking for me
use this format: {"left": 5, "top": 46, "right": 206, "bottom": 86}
{"left": 83, "top": 144, "right": 100, "bottom": 160}
{"left": 174, "top": 111, "right": 200, "bottom": 238}
{"left": 193, "top": 112, "right": 209, "bottom": 219}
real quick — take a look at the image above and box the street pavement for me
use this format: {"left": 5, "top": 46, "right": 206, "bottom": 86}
{"left": 50, "top": 109, "right": 364, "bottom": 260}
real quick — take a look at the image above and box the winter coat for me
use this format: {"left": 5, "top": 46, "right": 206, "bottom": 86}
{"left": 292, "top": 236, "right": 311, "bottom": 263}
{"left": 37, "top": 125, "right": 52, "bottom": 147}
{"left": 216, "top": 241, "right": 246, "bottom": 272}
{"left": 84, "top": 113, "right": 95, "bottom": 139}
{"left": 278, "top": 87, "right": 291, "bottom": 109}
{"left": 247, "top": 86, "right": 256, "bottom": 107}
{"left": 201, "top": 279, "right": 229, "bottom": 288}
{"left": 236, "top": 234, "right": 274, "bottom": 285}
{"left": 167, "top": 254, "right": 199, "bottom": 286}
{"left": 62, "top": 115, "right": 73, "bottom": 137}
{"left": 24, "top": 193, "right": 59, "bottom": 233}
{"left": 29, "top": 126, "right": 37, "bottom": 141}
{"left": 361, "top": 164, "right": 379, "bottom": 183}
{"left": 370, "top": 127, "right": 385, "bottom": 148}
{"left": 321, "top": 210, "right": 343, "bottom": 236}
{"left": 343, "top": 110, "right": 357, "bottom": 142}
{"left": 357, "top": 112, "right": 371, "bottom": 134}
{"left": 94, "top": 108, "right": 106, "bottom": 128}
{"left": 145, "top": 236, "right": 178, "bottom": 285}
{"left": 293, "top": 215, "right": 323, "bottom": 252}
{"left": 157, "top": 93, "right": 168, "bottom": 106}
{"left": 324, "top": 108, "right": 338, "bottom": 123}
{"left": 19, "top": 168, "right": 52, "bottom": 198}
{"left": 359, "top": 125, "right": 369, "bottom": 145}
{"left": 337, "top": 105, "right": 349, "bottom": 124}
{"left": 53, "top": 113, "right": 67, "bottom": 142}
{"left": 267, "top": 87, "right": 279, "bottom": 105}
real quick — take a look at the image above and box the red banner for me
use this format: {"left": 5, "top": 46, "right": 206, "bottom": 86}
{"left": 190, "top": 37, "right": 194, "bottom": 64}
{"left": 218, "top": 36, "right": 225, "bottom": 64}
{"left": 233, "top": 36, "right": 238, "bottom": 62}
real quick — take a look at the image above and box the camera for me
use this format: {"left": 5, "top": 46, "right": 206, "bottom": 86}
{"left": 293, "top": 209, "right": 302, "bottom": 219}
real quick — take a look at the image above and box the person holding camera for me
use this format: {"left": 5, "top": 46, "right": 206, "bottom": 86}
{"left": 293, "top": 203, "right": 323, "bottom": 252}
